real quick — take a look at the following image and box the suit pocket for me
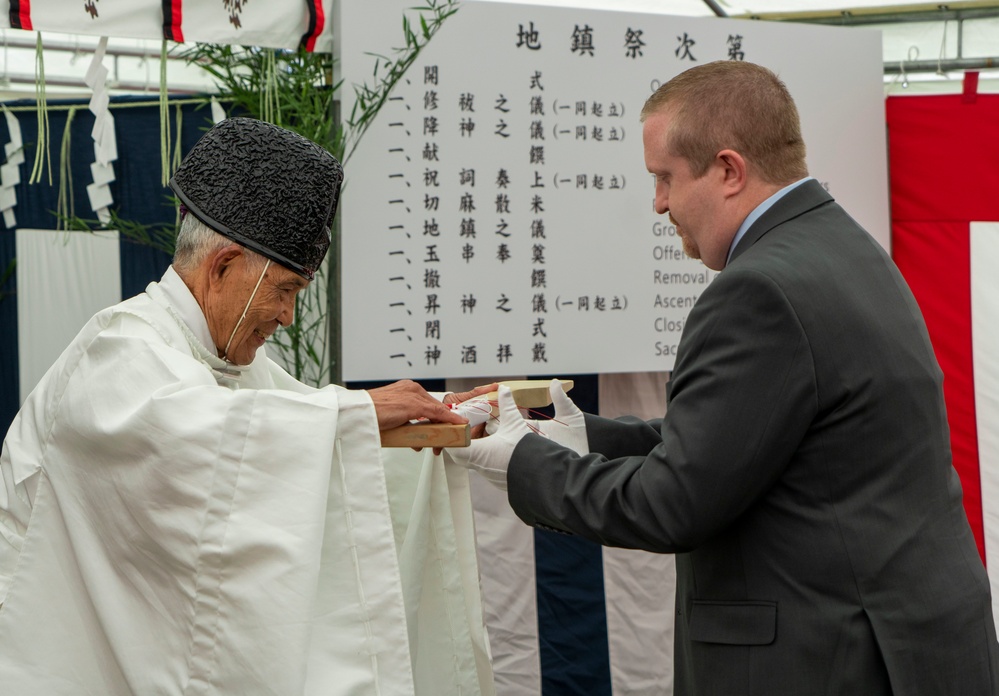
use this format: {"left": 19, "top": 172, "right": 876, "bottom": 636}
{"left": 689, "top": 600, "right": 777, "bottom": 645}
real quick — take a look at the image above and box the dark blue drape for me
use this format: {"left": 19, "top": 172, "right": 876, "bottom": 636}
{"left": 0, "top": 95, "right": 214, "bottom": 434}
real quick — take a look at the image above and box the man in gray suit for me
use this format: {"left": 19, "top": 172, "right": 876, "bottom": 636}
{"left": 447, "top": 61, "right": 999, "bottom": 694}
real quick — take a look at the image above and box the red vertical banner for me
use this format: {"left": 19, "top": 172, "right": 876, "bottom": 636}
{"left": 162, "top": 0, "right": 183, "bottom": 42}
{"left": 9, "top": 0, "right": 32, "bottom": 30}
{"left": 887, "top": 92, "right": 999, "bottom": 561}
{"left": 301, "top": 0, "right": 325, "bottom": 52}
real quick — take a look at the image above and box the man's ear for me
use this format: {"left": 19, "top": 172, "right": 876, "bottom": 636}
{"left": 208, "top": 244, "right": 244, "bottom": 290}
{"left": 716, "top": 149, "right": 748, "bottom": 197}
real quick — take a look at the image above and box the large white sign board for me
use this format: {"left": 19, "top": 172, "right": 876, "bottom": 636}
{"left": 341, "top": 3, "right": 887, "bottom": 380}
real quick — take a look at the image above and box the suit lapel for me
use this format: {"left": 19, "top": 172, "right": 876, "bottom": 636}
{"left": 728, "top": 179, "right": 834, "bottom": 264}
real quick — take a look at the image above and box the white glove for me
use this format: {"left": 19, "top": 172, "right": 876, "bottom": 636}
{"left": 532, "top": 379, "right": 589, "bottom": 455}
{"left": 443, "top": 385, "right": 532, "bottom": 491}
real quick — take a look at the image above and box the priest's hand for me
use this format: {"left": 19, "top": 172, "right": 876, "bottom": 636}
{"left": 368, "top": 380, "right": 468, "bottom": 431}
{"left": 443, "top": 385, "right": 531, "bottom": 490}
{"left": 442, "top": 382, "right": 499, "bottom": 407}
{"left": 530, "top": 379, "right": 589, "bottom": 455}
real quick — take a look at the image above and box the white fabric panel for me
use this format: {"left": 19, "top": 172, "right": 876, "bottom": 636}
{"left": 7, "top": 1, "right": 163, "bottom": 40}
{"left": 470, "top": 474, "right": 540, "bottom": 696}
{"left": 971, "top": 222, "right": 999, "bottom": 630}
{"left": 447, "top": 376, "right": 541, "bottom": 696}
{"left": 598, "top": 372, "right": 675, "bottom": 695}
{"left": 443, "top": 461, "right": 500, "bottom": 696}
{"left": 181, "top": 2, "right": 310, "bottom": 49}
{"left": 383, "top": 447, "right": 495, "bottom": 695}
{"left": 601, "top": 548, "right": 674, "bottom": 695}
{"left": 16, "top": 228, "right": 120, "bottom": 404}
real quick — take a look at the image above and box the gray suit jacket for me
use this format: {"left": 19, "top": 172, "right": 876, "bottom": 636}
{"left": 508, "top": 180, "right": 999, "bottom": 695}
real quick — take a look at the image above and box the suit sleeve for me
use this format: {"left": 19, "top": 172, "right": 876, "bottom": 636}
{"left": 507, "top": 268, "right": 818, "bottom": 553}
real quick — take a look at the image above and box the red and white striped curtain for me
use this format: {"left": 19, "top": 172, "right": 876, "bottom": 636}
{"left": 887, "top": 78, "right": 999, "bottom": 628}
{"left": 1, "top": 0, "right": 331, "bottom": 51}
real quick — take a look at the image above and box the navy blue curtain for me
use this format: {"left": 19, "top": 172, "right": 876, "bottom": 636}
{"left": 0, "top": 95, "right": 215, "bottom": 434}
{"left": 528, "top": 374, "right": 612, "bottom": 696}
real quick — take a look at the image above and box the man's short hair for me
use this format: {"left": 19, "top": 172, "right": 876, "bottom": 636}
{"left": 641, "top": 61, "right": 808, "bottom": 185}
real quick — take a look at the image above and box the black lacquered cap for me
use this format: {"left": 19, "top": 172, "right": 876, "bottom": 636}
{"left": 170, "top": 117, "right": 343, "bottom": 280}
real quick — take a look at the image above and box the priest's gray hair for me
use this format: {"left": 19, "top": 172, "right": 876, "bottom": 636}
{"left": 173, "top": 213, "right": 266, "bottom": 275}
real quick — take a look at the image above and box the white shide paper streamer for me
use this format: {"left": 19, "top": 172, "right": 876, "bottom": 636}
{"left": 1, "top": 107, "right": 24, "bottom": 228}
{"left": 84, "top": 37, "right": 117, "bottom": 226}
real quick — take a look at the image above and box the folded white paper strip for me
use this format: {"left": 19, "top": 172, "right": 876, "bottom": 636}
{"left": 1, "top": 107, "right": 23, "bottom": 227}
{"left": 84, "top": 37, "right": 117, "bottom": 225}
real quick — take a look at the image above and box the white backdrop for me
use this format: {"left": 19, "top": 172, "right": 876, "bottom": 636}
{"left": 340, "top": 1, "right": 888, "bottom": 381}
{"left": 15, "top": 229, "right": 120, "bottom": 401}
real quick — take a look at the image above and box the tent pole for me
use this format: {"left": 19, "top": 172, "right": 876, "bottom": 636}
{"left": 701, "top": 0, "right": 728, "bottom": 18}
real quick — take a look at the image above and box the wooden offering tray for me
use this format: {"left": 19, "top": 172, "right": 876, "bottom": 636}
{"left": 379, "top": 379, "right": 574, "bottom": 448}
{"left": 380, "top": 422, "right": 471, "bottom": 448}
{"left": 482, "top": 379, "right": 574, "bottom": 416}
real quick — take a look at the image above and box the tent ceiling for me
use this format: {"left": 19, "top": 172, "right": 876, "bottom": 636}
{"left": 722, "top": 0, "right": 997, "bottom": 19}
{"left": 3, "top": 1, "right": 998, "bottom": 98}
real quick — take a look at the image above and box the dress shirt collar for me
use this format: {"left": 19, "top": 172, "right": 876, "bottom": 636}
{"left": 726, "top": 177, "right": 813, "bottom": 266}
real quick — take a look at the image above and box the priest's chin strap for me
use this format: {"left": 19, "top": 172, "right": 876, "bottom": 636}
{"left": 223, "top": 259, "right": 271, "bottom": 362}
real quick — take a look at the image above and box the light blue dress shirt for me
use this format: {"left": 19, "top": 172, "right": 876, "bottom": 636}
{"left": 725, "top": 177, "right": 814, "bottom": 266}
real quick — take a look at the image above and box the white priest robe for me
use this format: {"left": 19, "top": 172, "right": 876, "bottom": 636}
{"left": 0, "top": 268, "right": 493, "bottom": 695}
